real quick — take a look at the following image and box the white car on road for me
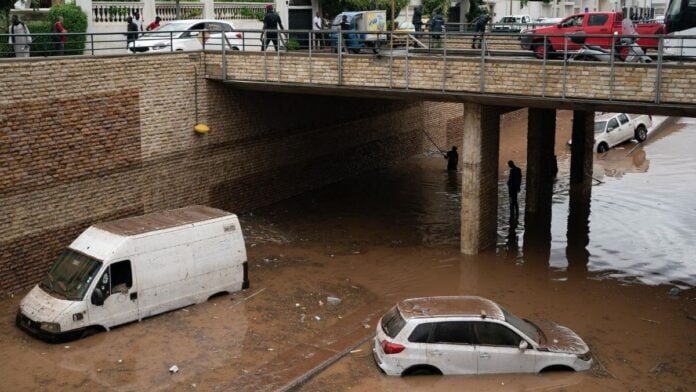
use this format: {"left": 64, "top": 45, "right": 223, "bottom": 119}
{"left": 373, "top": 296, "right": 592, "bottom": 376}
{"left": 129, "top": 19, "right": 244, "bottom": 54}
{"left": 594, "top": 113, "right": 652, "bottom": 153}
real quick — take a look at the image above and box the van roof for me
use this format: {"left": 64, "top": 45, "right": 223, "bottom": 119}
{"left": 94, "top": 206, "right": 232, "bottom": 236}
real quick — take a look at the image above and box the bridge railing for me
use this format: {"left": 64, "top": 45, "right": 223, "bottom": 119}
{"left": 212, "top": 29, "right": 695, "bottom": 106}
{"left": 2, "top": 29, "right": 694, "bottom": 106}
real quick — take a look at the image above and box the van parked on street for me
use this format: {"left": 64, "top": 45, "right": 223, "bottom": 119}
{"left": 17, "top": 206, "right": 249, "bottom": 342}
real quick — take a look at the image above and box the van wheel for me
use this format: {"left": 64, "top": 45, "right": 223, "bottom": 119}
{"left": 635, "top": 125, "right": 648, "bottom": 142}
{"left": 597, "top": 143, "right": 609, "bottom": 153}
{"left": 402, "top": 365, "right": 442, "bottom": 376}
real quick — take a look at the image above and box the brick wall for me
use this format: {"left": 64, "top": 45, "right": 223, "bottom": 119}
{"left": 217, "top": 52, "right": 696, "bottom": 105}
{"left": 0, "top": 54, "right": 460, "bottom": 294}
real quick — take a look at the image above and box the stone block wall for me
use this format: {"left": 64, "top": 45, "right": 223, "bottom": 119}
{"left": 0, "top": 53, "right": 460, "bottom": 294}
{"left": 218, "top": 52, "right": 695, "bottom": 105}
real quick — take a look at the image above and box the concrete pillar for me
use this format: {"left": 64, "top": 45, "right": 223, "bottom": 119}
{"left": 461, "top": 104, "right": 501, "bottom": 255}
{"left": 202, "top": 0, "right": 214, "bottom": 20}
{"left": 567, "top": 110, "right": 594, "bottom": 278}
{"left": 523, "top": 108, "right": 556, "bottom": 260}
{"left": 143, "top": 0, "right": 156, "bottom": 26}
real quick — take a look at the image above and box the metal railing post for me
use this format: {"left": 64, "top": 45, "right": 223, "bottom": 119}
{"left": 91, "top": 33, "right": 94, "bottom": 56}
{"left": 309, "top": 30, "right": 313, "bottom": 84}
{"left": 264, "top": 31, "right": 268, "bottom": 82}
{"left": 479, "top": 33, "right": 486, "bottom": 93}
{"left": 389, "top": 31, "right": 393, "bottom": 88}
{"left": 221, "top": 32, "right": 227, "bottom": 82}
{"left": 242, "top": 31, "right": 245, "bottom": 51}
{"left": 338, "top": 29, "right": 343, "bottom": 86}
{"left": 541, "top": 35, "right": 547, "bottom": 97}
{"left": 405, "top": 33, "right": 410, "bottom": 89}
{"left": 562, "top": 34, "right": 567, "bottom": 99}
{"left": 442, "top": 31, "right": 447, "bottom": 92}
{"left": 655, "top": 36, "right": 664, "bottom": 104}
{"left": 609, "top": 34, "right": 616, "bottom": 101}
{"left": 170, "top": 32, "right": 173, "bottom": 53}
{"left": 276, "top": 30, "right": 281, "bottom": 82}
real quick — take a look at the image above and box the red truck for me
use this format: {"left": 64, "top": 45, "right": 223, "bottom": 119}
{"left": 520, "top": 12, "right": 664, "bottom": 59}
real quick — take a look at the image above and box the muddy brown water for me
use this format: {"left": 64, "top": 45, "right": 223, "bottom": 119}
{"left": 0, "top": 112, "right": 694, "bottom": 391}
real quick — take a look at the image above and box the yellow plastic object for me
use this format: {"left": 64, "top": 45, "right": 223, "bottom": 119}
{"left": 194, "top": 124, "right": 210, "bottom": 134}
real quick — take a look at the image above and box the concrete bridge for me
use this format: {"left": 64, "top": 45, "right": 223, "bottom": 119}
{"left": 206, "top": 50, "right": 696, "bottom": 254}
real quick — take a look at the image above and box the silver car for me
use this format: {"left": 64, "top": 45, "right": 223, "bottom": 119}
{"left": 129, "top": 19, "right": 244, "bottom": 54}
{"left": 373, "top": 296, "right": 593, "bottom": 376}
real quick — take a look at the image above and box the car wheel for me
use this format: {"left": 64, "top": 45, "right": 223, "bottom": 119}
{"left": 232, "top": 47, "right": 240, "bottom": 51}
{"left": 402, "top": 365, "right": 442, "bottom": 376}
{"left": 533, "top": 41, "right": 550, "bottom": 59}
{"left": 635, "top": 125, "right": 648, "bottom": 142}
{"left": 597, "top": 143, "right": 609, "bottom": 153}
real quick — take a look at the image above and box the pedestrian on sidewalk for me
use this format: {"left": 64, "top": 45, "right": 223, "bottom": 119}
{"left": 147, "top": 16, "right": 162, "bottom": 31}
{"left": 53, "top": 16, "right": 67, "bottom": 56}
{"left": 507, "top": 160, "right": 522, "bottom": 222}
{"left": 471, "top": 14, "right": 490, "bottom": 49}
{"left": 9, "top": 15, "right": 31, "bottom": 58}
{"left": 444, "top": 146, "right": 458, "bottom": 171}
{"left": 312, "top": 11, "right": 322, "bottom": 50}
{"left": 262, "top": 5, "right": 284, "bottom": 51}
{"left": 125, "top": 16, "right": 138, "bottom": 51}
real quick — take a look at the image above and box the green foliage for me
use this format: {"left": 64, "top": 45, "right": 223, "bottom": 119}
{"left": 240, "top": 6, "right": 264, "bottom": 22}
{"left": 286, "top": 37, "right": 299, "bottom": 50}
{"left": 318, "top": 0, "right": 410, "bottom": 22}
{"left": 26, "top": 20, "right": 53, "bottom": 56}
{"left": 465, "top": 0, "right": 488, "bottom": 23}
{"left": 422, "top": 0, "right": 448, "bottom": 18}
{"left": 48, "top": 3, "right": 88, "bottom": 55}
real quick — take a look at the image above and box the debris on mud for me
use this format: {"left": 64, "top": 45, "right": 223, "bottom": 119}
{"left": 169, "top": 365, "right": 179, "bottom": 374}
{"left": 327, "top": 296, "right": 342, "bottom": 305}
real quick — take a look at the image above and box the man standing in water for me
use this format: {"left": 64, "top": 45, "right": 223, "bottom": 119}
{"left": 507, "top": 160, "right": 522, "bottom": 222}
{"left": 444, "top": 146, "right": 458, "bottom": 171}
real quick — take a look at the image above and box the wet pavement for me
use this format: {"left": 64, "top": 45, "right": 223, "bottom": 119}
{"left": 0, "top": 111, "right": 694, "bottom": 391}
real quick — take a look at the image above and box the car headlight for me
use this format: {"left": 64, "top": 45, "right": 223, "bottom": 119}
{"left": 40, "top": 322, "right": 61, "bottom": 333}
{"left": 577, "top": 351, "right": 592, "bottom": 361}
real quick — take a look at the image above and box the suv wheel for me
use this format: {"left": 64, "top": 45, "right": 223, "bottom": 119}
{"left": 402, "top": 365, "right": 442, "bottom": 376}
{"left": 597, "top": 143, "right": 609, "bottom": 153}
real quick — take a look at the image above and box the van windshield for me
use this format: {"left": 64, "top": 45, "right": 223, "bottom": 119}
{"left": 39, "top": 250, "right": 102, "bottom": 301}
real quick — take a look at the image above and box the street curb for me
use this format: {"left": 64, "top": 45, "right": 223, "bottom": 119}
{"left": 279, "top": 333, "right": 375, "bottom": 392}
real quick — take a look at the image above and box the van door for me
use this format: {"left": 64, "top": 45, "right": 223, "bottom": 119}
{"left": 87, "top": 260, "right": 139, "bottom": 328}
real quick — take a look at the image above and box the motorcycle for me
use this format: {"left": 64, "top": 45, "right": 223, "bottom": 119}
{"left": 568, "top": 32, "right": 652, "bottom": 63}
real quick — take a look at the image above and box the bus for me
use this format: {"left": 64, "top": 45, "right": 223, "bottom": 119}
{"left": 664, "top": 0, "right": 696, "bottom": 56}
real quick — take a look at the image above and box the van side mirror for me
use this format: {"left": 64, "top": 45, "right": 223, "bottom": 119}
{"left": 519, "top": 340, "right": 529, "bottom": 351}
{"left": 91, "top": 288, "right": 105, "bottom": 306}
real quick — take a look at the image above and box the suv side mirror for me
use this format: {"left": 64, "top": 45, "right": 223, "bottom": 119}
{"left": 91, "top": 288, "right": 105, "bottom": 306}
{"left": 519, "top": 340, "right": 529, "bottom": 351}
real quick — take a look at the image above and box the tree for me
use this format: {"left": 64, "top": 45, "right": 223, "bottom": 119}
{"left": 422, "top": 0, "right": 449, "bottom": 18}
{"left": 465, "top": 0, "right": 488, "bottom": 23}
{"left": 1, "top": 0, "right": 14, "bottom": 32}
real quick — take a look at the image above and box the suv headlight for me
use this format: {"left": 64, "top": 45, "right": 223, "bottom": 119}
{"left": 577, "top": 351, "right": 592, "bottom": 361}
{"left": 40, "top": 322, "right": 61, "bottom": 333}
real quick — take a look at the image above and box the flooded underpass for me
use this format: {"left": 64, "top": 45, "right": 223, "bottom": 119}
{"left": 0, "top": 112, "right": 694, "bottom": 391}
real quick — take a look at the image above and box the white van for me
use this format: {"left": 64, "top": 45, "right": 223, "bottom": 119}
{"left": 16, "top": 206, "right": 249, "bottom": 342}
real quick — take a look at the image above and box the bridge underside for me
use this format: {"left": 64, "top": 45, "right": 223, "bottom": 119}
{"left": 220, "top": 80, "right": 696, "bottom": 118}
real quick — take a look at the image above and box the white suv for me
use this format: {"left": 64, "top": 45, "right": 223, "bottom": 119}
{"left": 373, "top": 296, "right": 593, "bottom": 376}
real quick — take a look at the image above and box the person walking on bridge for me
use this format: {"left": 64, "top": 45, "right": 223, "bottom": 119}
{"left": 9, "top": 15, "right": 31, "bottom": 58}
{"left": 507, "top": 160, "right": 522, "bottom": 222}
{"left": 444, "top": 146, "right": 458, "bottom": 171}
{"left": 471, "top": 14, "right": 490, "bottom": 49}
{"left": 262, "top": 5, "right": 284, "bottom": 52}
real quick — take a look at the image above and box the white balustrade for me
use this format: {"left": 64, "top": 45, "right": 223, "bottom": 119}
{"left": 91, "top": 1, "right": 265, "bottom": 24}
{"left": 156, "top": 2, "right": 205, "bottom": 21}
{"left": 92, "top": 1, "right": 144, "bottom": 23}
{"left": 214, "top": 2, "right": 266, "bottom": 21}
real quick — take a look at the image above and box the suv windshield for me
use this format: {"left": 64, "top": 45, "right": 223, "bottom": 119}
{"left": 381, "top": 306, "right": 407, "bottom": 338}
{"left": 39, "top": 249, "right": 102, "bottom": 301}
{"left": 594, "top": 121, "right": 607, "bottom": 133}
{"left": 502, "top": 308, "right": 540, "bottom": 343}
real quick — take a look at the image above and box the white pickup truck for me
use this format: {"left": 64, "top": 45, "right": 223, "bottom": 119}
{"left": 594, "top": 113, "right": 652, "bottom": 153}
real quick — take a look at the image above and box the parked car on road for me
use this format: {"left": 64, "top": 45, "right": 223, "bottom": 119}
{"left": 520, "top": 12, "right": 664, "bottom": 58}
{"left": 493, "top": 15, "right": 531, "bottom": 33}
{"left": 593, "top": 113, "right": 652, "bottom": 152}
{"left": 373, "top": 296, "right": 593, "bottom": 376}
{"left": 129, "top": 19, "right": 244, "bottom": 53}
